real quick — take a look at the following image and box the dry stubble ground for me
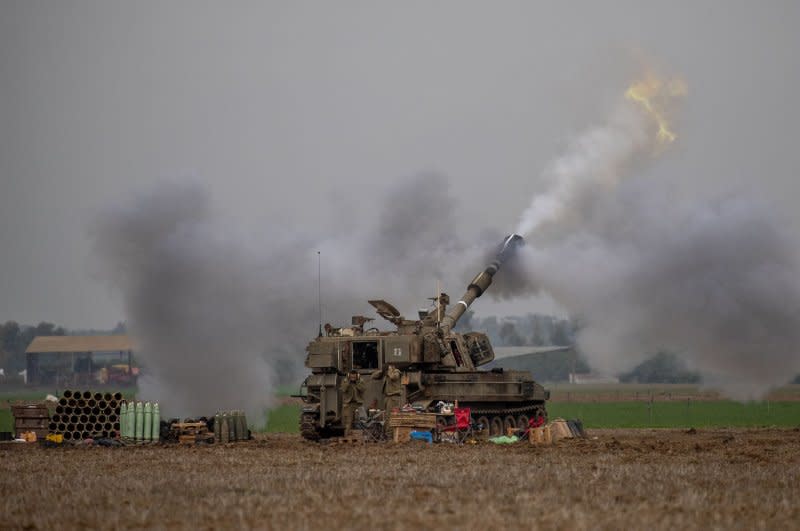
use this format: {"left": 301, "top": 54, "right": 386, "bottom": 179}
{"left": 1, "top": 429, "right": 799, "bottom": 530}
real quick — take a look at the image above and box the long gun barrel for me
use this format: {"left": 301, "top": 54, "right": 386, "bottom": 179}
{"left": 440, "top": 234, "right": 524, "bottom": 333}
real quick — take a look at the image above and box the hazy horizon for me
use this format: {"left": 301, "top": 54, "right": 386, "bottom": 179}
{"left": 2, "top": 2, "right": 798, "bottom": 329}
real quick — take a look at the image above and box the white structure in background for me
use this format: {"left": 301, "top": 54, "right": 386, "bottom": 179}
{"left": 493, "top": 346, "right": 572, "bottom": 360}
{"left": 569, "top": 372, "right": 619, "bottom": 384}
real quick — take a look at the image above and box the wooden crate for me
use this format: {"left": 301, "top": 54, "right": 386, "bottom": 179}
{"left": 11, "top": 403, "right": 50, "bottom": 439}
{"left": 529, "top": 426, "right": 552, "bottom": 445}
{"left": 393, "top": 427, "right": 414, "bottom": 443}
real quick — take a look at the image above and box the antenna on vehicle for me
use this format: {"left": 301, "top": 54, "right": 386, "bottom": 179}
{"left": 317, "top": 251, "right": 323, "bottom": 338}
{"left": 437, "top": 279, "right": 441, "bottom": 326}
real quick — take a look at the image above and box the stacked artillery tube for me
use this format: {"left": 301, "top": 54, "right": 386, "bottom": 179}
{"left": 120, "top": 401, "right": 160, "bottom": 442}
{"left": 49, "top": 390, "right": 123, "bottom": 441}
{"left": 214, "top": 411, "right": 249, "bottom": 443}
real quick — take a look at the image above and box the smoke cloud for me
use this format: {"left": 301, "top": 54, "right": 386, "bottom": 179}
{"left": 508, "top": 73, "right": 800, "bottom": 399}
{"left": 92, "top": 69, "right": 800, "bottom": 409}
{"left": 91, "top": 176, "right": 486, "bottom": 420}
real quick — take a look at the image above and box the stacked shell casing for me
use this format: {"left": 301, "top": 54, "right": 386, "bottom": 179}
{"left": 120, "top": 400, "right": 160, "bottom": 442}
{"left": 214, "top": 410, "right": 249, "bottom": 443}
{"left": 49, "top": 389, "right": 122, "bottom": 441}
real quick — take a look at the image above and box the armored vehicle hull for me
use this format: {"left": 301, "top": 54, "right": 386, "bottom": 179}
{"left": 298, "top": 234, "right": 550, "bottom": 440}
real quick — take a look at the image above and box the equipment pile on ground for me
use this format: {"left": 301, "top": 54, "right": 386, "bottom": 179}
{"left": 490, "top": 417, "right": 586, "bottom": 445}
{"left": 49, "top": 389, "right": 122, "bottom": 442}
{"left": 170, "top": 421, "right": 214, "bottom": 444}
{"left": 388, "top": 411, "right": 438, "bottom": 442}
{"left": 158, "top": 411, "right": 250, "bottom": 445}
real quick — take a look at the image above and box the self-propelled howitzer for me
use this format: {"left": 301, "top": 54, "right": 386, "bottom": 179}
{"left": 298, "top": 234, "right": 549, "bottom": 440}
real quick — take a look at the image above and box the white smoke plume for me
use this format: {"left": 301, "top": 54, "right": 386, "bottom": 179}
{"left": 509, "top": 72, "right": 800, "bottom": 399}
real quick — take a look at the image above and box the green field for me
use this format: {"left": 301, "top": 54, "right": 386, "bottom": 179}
{"left": 548, "top": 400, "right": 800, "bottom": 428}
{"left": 264, "top": 404, "right": 302, "bottom": 432}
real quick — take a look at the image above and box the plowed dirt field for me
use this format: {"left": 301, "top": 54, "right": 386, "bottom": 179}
{"left": 2, "top": 429, "right": 798, "bottom": 530}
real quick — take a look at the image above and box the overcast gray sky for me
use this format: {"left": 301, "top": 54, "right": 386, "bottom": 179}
{"left": 1, "top": 1, "right": 798, "bottom": 328}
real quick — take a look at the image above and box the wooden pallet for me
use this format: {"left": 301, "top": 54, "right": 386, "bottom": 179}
{"left": 178, "top": 432, "right": 214, "bottom": 444}
{"left": 387, "top": 412, "right": 437, "bottom": 429}
{"left": 171, "top": 421, "right": 214, "bottom": 444}
{"left": 172, "top": 422, "right": 207, "bottom": 432}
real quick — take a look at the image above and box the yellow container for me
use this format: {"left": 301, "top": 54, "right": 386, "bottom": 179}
{"left": 529, "top": 426, "right": 552, "bottom": 445}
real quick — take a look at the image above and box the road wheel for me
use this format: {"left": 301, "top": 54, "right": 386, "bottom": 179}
{"left": 476, "top": 416, "right": 490, "bottom": 434}
{"left": 517, "top": 415, "right": 530, "bottom": 430}
{"left": 300, "top": 413, "right": 321, "bottom": 441}
{"left": 503, "top": 416, "right": 516, "bottom": 435}
{"left": 489, "top": 417, "right": 504, "bottom": 436}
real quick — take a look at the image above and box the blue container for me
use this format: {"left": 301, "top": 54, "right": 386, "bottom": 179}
{"left": 410, "top": 431, "right": 433, "bottom": 444}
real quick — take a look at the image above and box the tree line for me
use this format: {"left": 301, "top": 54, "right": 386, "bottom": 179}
{"left": 455, "top": 311, "right": 578, "bottom": 347}
{"left": 456, "top": 312, "right": 707, "bottom": 384}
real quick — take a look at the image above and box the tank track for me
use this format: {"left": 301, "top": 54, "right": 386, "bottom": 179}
{"left": 468, "top": 402, "right": 547, "bottom": 436}
{"left": 300, "top": 413, "right": 321, "bottom": 441}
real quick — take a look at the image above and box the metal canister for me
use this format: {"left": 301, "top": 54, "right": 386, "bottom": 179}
{"left": 119, "top": 402, "right": 128, "bottom": 438}
{"left": 134, "top": 401, "right": 144, "bottom": 440}
{"left": 127, "top": 401, "right": 136, "bottom": 439}
{"left": 152, "top": 403, "right": 160, "bottom": 442}
{"left": 143, "top": 402, "right": 152, "bottom": 441}
{"left": 220, "top": 414, "right": 230, "bottom": 444}
{"left": 214, "top": 412, "right": 222, "bottom": 443}
{"left": 237, "top": 411, "right": 248, "bottom": 441}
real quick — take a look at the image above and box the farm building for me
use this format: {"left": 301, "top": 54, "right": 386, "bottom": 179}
{"left": 25, "top": 335, "right": 136, "bottom": 386}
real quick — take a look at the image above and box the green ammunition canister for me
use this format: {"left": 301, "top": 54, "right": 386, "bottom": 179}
{"left": 120, "top": 402, "right": 128, "bottom": 438}
{"left": 152, "top": 403, "right": 160, "bottom": 442}
{"left": 220, "top": 414, "right": 230, "bottom": 444}
{"left": 237, "top": 411, "right": 247, "bottom": 441}
{"left": 127, "top": 400, "right": 136, "bottom": 439}
{"left": 143, "top": 402, "right": 152, "bottom": 441}
{"left": 135, "top": 401, "right": 144, "bottom": 440}
{"left": 229, "top": 411, "right": 237, "bottom": 441}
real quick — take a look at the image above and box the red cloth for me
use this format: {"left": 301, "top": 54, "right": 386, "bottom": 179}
{"left": 528, "top": 415, "right": 545, "bottom": 428}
